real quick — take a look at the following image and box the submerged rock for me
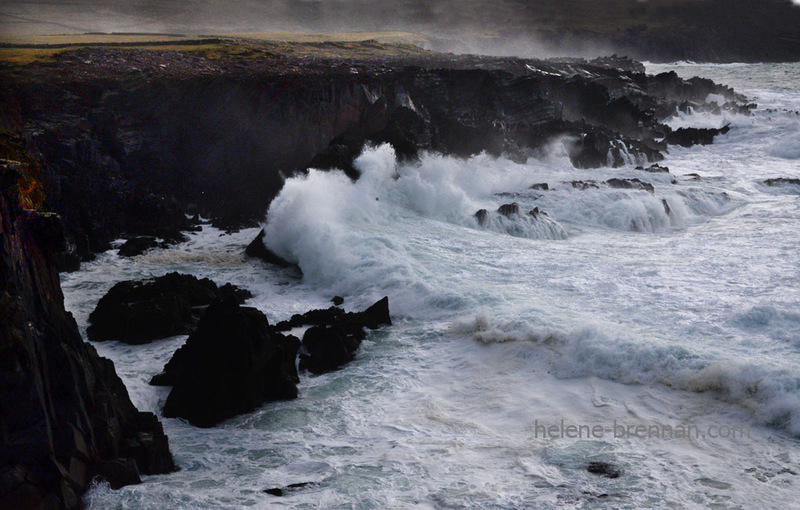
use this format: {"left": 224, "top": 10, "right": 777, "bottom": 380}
{"left": 571, "top": 180, "right": 601, "bottom": 190}
{"left": 87, "top": 272, "right": 252, "bottom": 344}
{"left": 763, "top": 177, "right": 800, "bottom": 187}
{"left": 636, "top": 163, "right": 670, "bottom": 173}
{"left": 606, "top": 178, "right": 655, "bottom": 193}
{"left": 587, "top": 461, "right": 622, "bottom": 479}
{"left": 530, "top": 182, "right": 549, "bottom": 190}
{"left": 245, "top": 229, "right": 297, "bottom": 269}
{"left": 264, "top": 482, "right": 315, "bottom": 497}
{"left": 299, "top": 297, "right": 392, "bottom": 374}
{"left": 151, "top": 299, "right": 300, "bottom": 428}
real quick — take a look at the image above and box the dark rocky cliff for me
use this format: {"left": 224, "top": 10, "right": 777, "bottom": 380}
{"left": 0, "top": 44, "right": 748, "bottom": 259}
{"left": 0, "top": 162, "right": 175, "bottom": 509}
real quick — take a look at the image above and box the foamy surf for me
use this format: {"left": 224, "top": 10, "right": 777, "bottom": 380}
{"left": 60, "top": 62, "right": 800, "bottom": 509}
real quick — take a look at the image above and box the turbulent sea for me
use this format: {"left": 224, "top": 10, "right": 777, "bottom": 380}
{"left": 63, "top": 63, "right": 800, "bottom": 509}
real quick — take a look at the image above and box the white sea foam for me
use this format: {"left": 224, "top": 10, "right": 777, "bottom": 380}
{"left": 60, "top": 62, "right": 800, "bottom": 509}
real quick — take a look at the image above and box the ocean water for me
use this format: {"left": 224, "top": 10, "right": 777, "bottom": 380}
{"left": 62, "top": 62, "right": 800, "bottom": 509}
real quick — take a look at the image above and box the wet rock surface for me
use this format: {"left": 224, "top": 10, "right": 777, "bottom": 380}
{"left": 665, "top": 125, "right": 731, "bottom": 147}
{"left": 150, "top": 299, "right": 301, "bottom": 428}
{"left": 87, "top": 272, "right": 252, "bottom": 344}
{"left": 245, "top": 229, "right": 297, "bottom": 269}
{"left": 0, "top": 45, "right": 749, "bottom": 259}
{"left": 587, "top": 461, "right": 622, "bottom": 479}
{"left": 0, "top": 165, "right": 175, "bottom": 509}
{"left": 298, "top": 297, "right": 392, "bottom": 374}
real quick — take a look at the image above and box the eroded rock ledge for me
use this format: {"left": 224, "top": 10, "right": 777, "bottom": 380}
{"left": 0, "top": 46, "right": 751, "bottom": 264}
{"left": 0, "top": 164, "right": 175, "bottom": 509}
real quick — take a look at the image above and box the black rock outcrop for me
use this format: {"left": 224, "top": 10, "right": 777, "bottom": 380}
{"left": 0, "top": 46, "right": 749, "bottom": 258}
{"left": 150, "top": 299, "right": 301, "bottom": 428}
{"left": 665, "top": 125, "right": 731, "bottom": 147}
{"left": 117, "top": 236, "right": 161, "bottom": 257}
{"left": 763, "top": 178, "right": 800, "bottom": 187}
{"left": 298, "top": 297, "right": 392, "bottom": 374}
{"left": 0, "top": 164, "right": 175, "bottom": 509}
{"left": 245, "top": 229, "right": 296, "bottom": 269}
{"left": 87, "top": 272, "right": 252, "bottom": 344}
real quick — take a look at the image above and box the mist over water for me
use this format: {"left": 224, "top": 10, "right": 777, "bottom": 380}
{"left": 61, "top": 62, "right": 800, "bottom": 508}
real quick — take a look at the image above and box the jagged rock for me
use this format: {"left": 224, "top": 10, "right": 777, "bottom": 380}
{"left": 118, "top": 236, "right": 161, "bottom": 257}
{"left": 245, "top": 229, "right": 296, "bottom": 269}
{"left": 87, "top": 272, "right": 252, "bottom": 344}
{"left": 332, "top": 296, "right": 345, "bottom": 306}
{"left": 497, "top": 202, "right": 522, "bottom": 217}
{"left": 636, "top": 163, "right": 670, "bottom": 173}
{"left": 665, "top": 125, "right": 730, "bottom": 147}
{"left": 606, "top": 178, "right": 655, "bottom": 193}
{"left": 1, "top": 48, "right": 749, "bottom": 259}
{"left": 571, "top": 180, "right": 601, "bottom": 190}
{"left": 299, "top": 297, "right": 392, "bottom": 374}
{"left": 274, "top": 306, "right": 348, "bottom": 332}
{"left": 0, "top": 166, "right": 175, "bottom": 510}
{"left": 150, "top": 299, "right": 300, "bottom": 428}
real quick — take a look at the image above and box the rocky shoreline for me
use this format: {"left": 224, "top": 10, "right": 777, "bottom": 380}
{"left": 1, "top": 43, "right": 752, "bottom": 266}
{"left": 0, "top": 41, "right": 756, "bottom": 508}
{"left": 0, "top": 163, "right": 175, "bottom": 509}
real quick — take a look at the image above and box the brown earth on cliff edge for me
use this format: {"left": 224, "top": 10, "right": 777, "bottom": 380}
{"left": 1, "top": 0, "right": 799, "bottom": 62}
{"left": 0, "top": 161, "right": 175, "bottom": 509}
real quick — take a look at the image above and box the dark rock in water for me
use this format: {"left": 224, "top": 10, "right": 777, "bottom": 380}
{"left": 685, "top": 173, "right": 703, "bottom": 181}
{"left": 246, "top": 229, "right": 296, "bottom": 269}
{"left": 665, "top": 125, "right": 730, "bottom": 147}
{"left": 264, "top": 482, "right": 314, "bottom": 496}
{"left": 0, "top": 164, "right": 175, "bottom": 509}
{"left": 475, "top": 209, "right": 489, "bottom": 226}
{"left": 636, "top": 163, "right": 670, "bottom": 173}
{"left": 497, "top": 202, "right": 522, "bottom": 217}
{"left": 118, "top": 236, "right": 161, "bottom": 257}
{"left": 299, "top": 297, "right": 392, "bottom": 374}
{"left": 529, "top": 207, "right": 546, "bottom": 218}
{"left": 606, "top": 178, "right": 655, "bottom": 193}
{"left": 209, "top": 212, "right": 260, "bottom": 234}
{"left": 587, "top": 461, "right": 622, "bottom": 479}
{"left": 332, "top": 296, "right": 344, "bottom": 306}
{"left": 274, "top": 306, "right": 348, "bottom": 332}
{"left": 530, "top": 182, "right": 549, "bottom": 190}
{"left": 662, "top": 199, "right": 672, "bottom": 216}
{"left": 571, "top": 180, "right": 601, "bottom": 190}
{"left": 763, "top": 178, "right": 800, "bottom": 187}
{"left": 87, "top": 272, "right": 252, "bottom": 344}
{"left": 152, "top": 299, "right": 300, "bottom": 428}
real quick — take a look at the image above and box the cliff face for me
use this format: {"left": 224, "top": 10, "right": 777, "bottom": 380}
{"left": 0, "top": 162, "right": 175, "bottom": 509}
{"left": 0, "top": 47, "right": 747, "bottom": 258}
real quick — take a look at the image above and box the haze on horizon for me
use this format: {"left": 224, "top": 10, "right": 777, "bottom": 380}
{"left": 1, "top": 0, "right": 800, "bottom": 61}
